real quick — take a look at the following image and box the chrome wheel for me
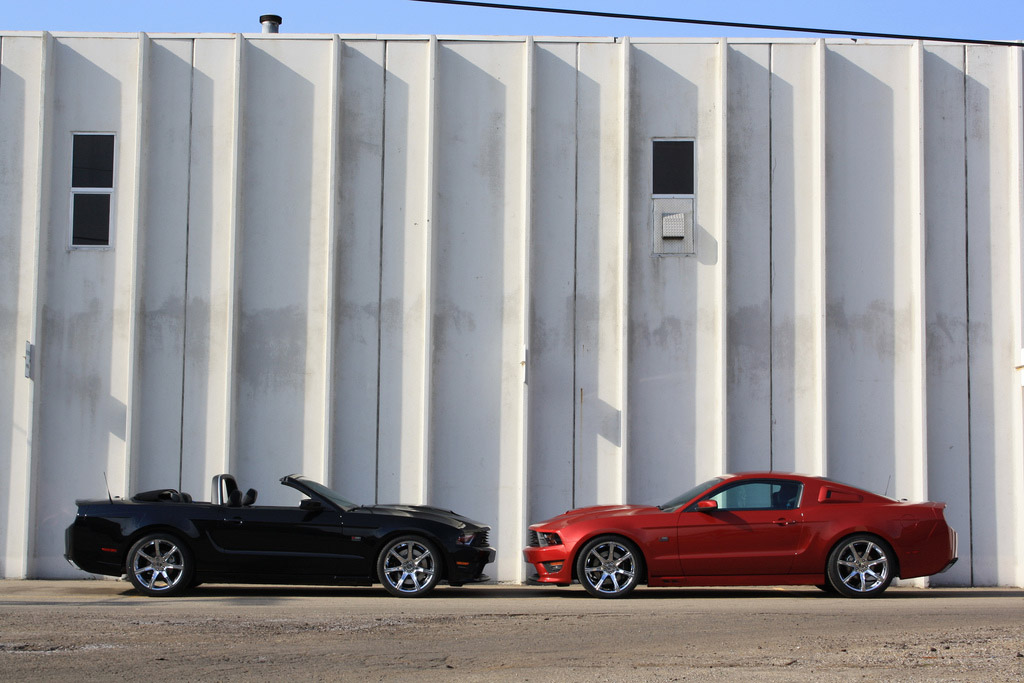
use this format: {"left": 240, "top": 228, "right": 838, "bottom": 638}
{"left": 577, "top": 536, "right": 642, "bottom": 598}
{"left": 827, "top": 535, "right": 894, "bottom": 598}
{"left": 377, "top": 536, "right": 440, "bottom": 597}
{"left": 127, "top": 534, "right": 192, "bottom": 597}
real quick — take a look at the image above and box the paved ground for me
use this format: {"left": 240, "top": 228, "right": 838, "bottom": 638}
{"left": 0, "top": 580, "right": 1022, "bottom": 681}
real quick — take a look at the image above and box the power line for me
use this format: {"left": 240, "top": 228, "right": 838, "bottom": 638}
{"left": 408, "top": 0, "right": 1022, "bottom": 47}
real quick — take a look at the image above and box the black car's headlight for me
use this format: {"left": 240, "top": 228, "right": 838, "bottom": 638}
{"left": 456, "top": 532, "right": 477, "bottom": 546}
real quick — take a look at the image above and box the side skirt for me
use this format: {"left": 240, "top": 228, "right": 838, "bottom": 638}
{"left": 648, "top": 574, "right": 824, "bottom": 588}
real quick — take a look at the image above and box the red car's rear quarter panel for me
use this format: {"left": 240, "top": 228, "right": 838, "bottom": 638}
{"left": 796, "top": 491, "right": 956, "bottom": 579}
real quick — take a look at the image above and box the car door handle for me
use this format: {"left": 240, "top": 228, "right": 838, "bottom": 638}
{"left": 229, "top": 517, "right": 244, "bottom": 524}
{"left": 773, "top": 518, "right": 798, "bottom": 526}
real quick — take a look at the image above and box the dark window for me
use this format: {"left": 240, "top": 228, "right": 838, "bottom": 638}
{"left": 72, "top": 135, "right": 115, "bottom": 188}
{"left": 652, "top": 140, "right": 694, "bottom": 195}
{"left": 72, "top": 194, "right": 112, "bottom": 245}
{"left": 71, "top": 133, "right": 115, "bottom": 247}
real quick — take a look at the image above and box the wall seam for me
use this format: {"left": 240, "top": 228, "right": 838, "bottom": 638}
{"left": 177, "top": 39, "right": 195, "bottom": 492}
{"left": 962, "top": 44, "right": 975, "bottom": 586}
{"left": 374, "top": 40, "right": 388, "bottom": 505}
{"left": 321, "top": 34, "right": 343, "bottom": 486}
{"left": 571, "top": 41, "right": 580, "bottom": 511}
{"left": 768, "top": 44, "right": 775, "bottom": 472}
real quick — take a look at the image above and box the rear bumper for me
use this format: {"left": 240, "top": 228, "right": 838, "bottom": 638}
{"left": 64, "top": 520, "right": 124, "bottom": 577}
{"left": 938, "top": 529, "right": 959, "bottom": 573}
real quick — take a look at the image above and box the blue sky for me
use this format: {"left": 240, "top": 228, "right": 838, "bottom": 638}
{"left": 2, "top": 0, "right": 1023, "bottom": 42}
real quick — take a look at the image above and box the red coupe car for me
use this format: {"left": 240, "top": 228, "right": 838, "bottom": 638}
{"left": 523, "top": 473, "right": 958, "bottom": 598}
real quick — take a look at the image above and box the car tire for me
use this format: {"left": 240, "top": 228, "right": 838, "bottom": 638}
{"left": 126, "top": 533, "right": 193, "bottom": 597}
{"left": 826, "top": 534, "right": 895, "bottom": 598}
{"left": 576, "top": 535, "right": 644, "bottom": 599}
{"left": 377, "top": 535, "right": 442, "bottom": 598}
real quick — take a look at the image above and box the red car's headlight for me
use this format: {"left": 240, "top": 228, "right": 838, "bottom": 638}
{"left": 537, "top": 532, "right": 562, "bottom": 547}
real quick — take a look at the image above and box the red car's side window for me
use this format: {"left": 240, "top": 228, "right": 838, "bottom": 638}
{"left": 705, "top": 481, "right": 802, "bottom": 511}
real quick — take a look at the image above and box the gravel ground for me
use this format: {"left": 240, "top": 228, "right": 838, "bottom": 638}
{"left": 0, "top": 580, "right": 1022, "bottom": 681}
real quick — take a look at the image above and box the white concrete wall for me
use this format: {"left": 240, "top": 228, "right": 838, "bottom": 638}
{"left": 1, "top": 32, "right": 1022, "bottom": 585}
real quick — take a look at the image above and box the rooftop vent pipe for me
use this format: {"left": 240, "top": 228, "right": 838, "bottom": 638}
{"left": 260, "top": 14, "right": 282, "bottom": 33}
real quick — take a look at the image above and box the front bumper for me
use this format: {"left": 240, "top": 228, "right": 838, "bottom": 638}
{"left": 448, "top": 544, "right": 496, "bottom": 584}
{"left": 523, "top": 544, "right": 573, "bottom": 585}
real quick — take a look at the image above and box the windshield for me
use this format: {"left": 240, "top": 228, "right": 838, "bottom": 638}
{"left": 289, "top": 476, "right": 358, "bottom": 511}
{"left": 659, "top": 478, "right": 723, "bottom": 511}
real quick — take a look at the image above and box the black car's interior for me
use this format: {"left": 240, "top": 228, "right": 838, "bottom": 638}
{"left": 130, "top": 474, "right": 258, "bottom": 507}
{"left": 212, "top": 474, "right": 257, "bottom": 507}
{"left": 131, "top": 489, "right": 193, "bottom": 503}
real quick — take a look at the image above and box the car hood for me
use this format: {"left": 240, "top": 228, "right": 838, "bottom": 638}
{"left": 533, "top": 504, "right": 661, "bottom": 530}
{"left": 355, "top": 504, "right": 487, "bottom": 530}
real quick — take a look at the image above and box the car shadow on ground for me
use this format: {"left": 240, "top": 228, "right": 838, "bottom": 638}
{"left": 121, "top": 584, "right": 1024, "bottom": 601}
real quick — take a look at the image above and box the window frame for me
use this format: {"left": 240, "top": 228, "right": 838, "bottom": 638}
{"left": 68, "top": 131, "right": 117, "bottom": 250}
{"left": 651, "top": 137, "right": 696, "bottom": 199}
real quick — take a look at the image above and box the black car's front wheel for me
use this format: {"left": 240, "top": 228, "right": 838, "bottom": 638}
{"left": 126, "top": 533, "right": 193, "bottom": 597}
{"left": 826, "top": 534, "right": 895, "bottom": 598}
{"left": 377, "top": 536, "right": 441, "bottom": 597}
{"left": 576, "top": 535, "right": 644, "bottom": 598}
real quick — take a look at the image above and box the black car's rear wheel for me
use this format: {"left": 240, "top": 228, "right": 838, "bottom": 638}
{"left": 377, "top": 536, "right": 441, "bottom": 597}
{"left": 576, "top": 535, "right": 643, "bottom": 599}
{"left": 826, "top": 534, "right": 894, "bottom": 598}
{"left": 126, "top": 533, "right": 193, "bottom": 597}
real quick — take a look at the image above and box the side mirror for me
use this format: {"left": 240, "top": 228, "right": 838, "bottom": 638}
{"left": 300, "top": 498, "right": 324, "bottom": 512}
{"left": 696, "top": 499, "right": 718, "bottom": 511}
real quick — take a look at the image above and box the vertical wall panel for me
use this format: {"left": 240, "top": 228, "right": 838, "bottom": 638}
{"left": 233, "top": 37, "right": 334, "bottom": 503}
{"left": 179, "top": 37, "right": 241, "bottom": 500}
{"left": 894, "top": 41, "right": 928, "bottom": 513}
{"left": 526, "top": 41, "right": 577, "bottom": 524}
{"left": 132, "top": 38, "right": 192, "bottom": 492}
{"left": 332, "top": 40, "right": 385, "bottom": 500}
{"left": 627, "top": 42, "right": 723, "bottom": 503}
{"left": 575, "top": 41, "right": 625, "bottom": 505}
{"left": 0, "top": 35, "right": 48, "bottom": 577}
{"left": 770, "top": 42, "right": 828, "bottom": 475}
{"left": 430, "top": 41, "right": 527, "bottom": 579}
{"left": 824, "top": 44, "right": 915, "bottom": 496}
{"left": 31, "top": 37, "right": 141, "bottom": 574}
{"left": 923, "top": 44, "right": 972, "bottom": 586}
{"left": 377, "top": 39, "right": 433, "bottom": 504}
{"left": 725, "top": 43, "right": 771, "bottom": 473}
{"left": 965, "top": 45, "right": 1024, "bottom": 586}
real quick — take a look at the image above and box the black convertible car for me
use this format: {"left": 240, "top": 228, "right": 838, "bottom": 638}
{"left": 65, "top": 474, "right": 495, "bottom": 597}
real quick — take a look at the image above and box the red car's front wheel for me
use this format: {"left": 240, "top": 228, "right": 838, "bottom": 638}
{"left": 576, "top": 536, "right": 643, "bottom": 599}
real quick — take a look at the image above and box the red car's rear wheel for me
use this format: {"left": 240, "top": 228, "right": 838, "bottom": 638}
{"left": 827, "top": 534, "right": 895, "bottom": 598}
